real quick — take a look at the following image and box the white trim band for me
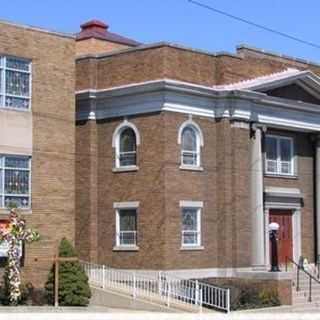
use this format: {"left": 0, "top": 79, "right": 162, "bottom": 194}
{"left": 179, "top": 200, "right": 203, "bottom": 208}
{"left": 113, "top": 201, "right": 140, "bottom": 209}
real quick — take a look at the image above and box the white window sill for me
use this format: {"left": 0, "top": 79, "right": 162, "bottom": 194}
{"left": 112, "top": 166, "right": 139, "bottom": 173}
{"left": 113, "top": 246, "right": 139, "bottom": 252}
{"left": 0, "top": 106, "right": 30, "bottom": 113}
{"left": 264, "top": 173, "right": 297, "bottom": 180}
{"left": 179, "top": 165, "right": 203, "bottom": 172}
{"left": 0, "top": 208, "right": 32, "bottom": 215}
{"left": 180, "top": 245, "right": 204, "bottom": 251}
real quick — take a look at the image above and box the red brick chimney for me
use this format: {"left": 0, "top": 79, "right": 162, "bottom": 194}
{"left": 76, "top": 19, "right": 140, "bottom": 56}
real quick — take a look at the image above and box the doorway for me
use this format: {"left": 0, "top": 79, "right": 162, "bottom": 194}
{"left": 269, "top": 209, "right": 293, "bottom": 264}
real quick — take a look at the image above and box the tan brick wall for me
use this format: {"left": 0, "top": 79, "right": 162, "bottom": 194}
{"left": 76, "top": 45, "right": 218, "bottom": 91}
{"left": 76, "top": 38, "right": 130, "bottom": 56}
{"left": 0, "top": 22, "right": 75, "bottom": 287}
{"left": 76, "top": 44, "right": 320, "bottom": 92}
{"left": 237, "top": 47, "right": 320, "bottom": 76}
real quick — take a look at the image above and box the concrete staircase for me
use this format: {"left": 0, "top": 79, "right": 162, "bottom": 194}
{"left": 291, "top": 265, "right": 320, "bottom": 310}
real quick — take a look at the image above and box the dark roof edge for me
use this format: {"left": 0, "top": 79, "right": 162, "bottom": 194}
{"left": 76, "top": 33, "right": 140, "bottom": 46}
{"left": 237, "top": 44, "right": 320, "bottom": 68}
{"left": 0, "top": 18, "right": 75, "bottom": 39}
{"left": 76, "top": 41, "right": 242, "bottom": 61}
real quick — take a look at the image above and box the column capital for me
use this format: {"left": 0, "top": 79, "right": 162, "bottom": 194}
{"left": 251, "top": 123, "right": 267, "bottom": 133}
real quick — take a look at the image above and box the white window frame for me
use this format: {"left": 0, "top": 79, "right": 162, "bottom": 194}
{"left": 0, "top": 155, "right": 32, "bottom": 209}
{"left": 114, "top": 202, "right": 139, "bottom": 249}
{"left": 265, "top": 135, "right": 295, "bottom": 176}
{"left": 0, "top": 56, "right": 32, "bottom": 111}
{"left": 180, "top": 201, "right": 202, "bottom": 248}
{"left": 178, "top": 119, "right": 204, "bottom": 170}
{"left": 112, "top": 120, "right": 140, "bottom": 170}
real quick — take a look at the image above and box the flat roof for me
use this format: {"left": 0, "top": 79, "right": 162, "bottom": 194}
{"left": 237, "top": 44, "right": 320, "bottom": 68}
{"left": 76, "top": 41, "right": 241, "bottom": 61}
{"left": 0, "top": 18, "right": 75, "bottom": 40}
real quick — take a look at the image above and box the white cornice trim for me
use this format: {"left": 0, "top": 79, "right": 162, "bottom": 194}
{"left": 76, "top": 79, "right": 320, "bottom": 132}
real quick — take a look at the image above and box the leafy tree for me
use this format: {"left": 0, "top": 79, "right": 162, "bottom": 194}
{"left": 45, "top": 238, "right": 91, "bottom": 306}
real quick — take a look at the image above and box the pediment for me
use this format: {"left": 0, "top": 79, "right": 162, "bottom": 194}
{"left": 264, "top": 83, "right": 320, "bottom": 105}
{"left": 214, "top": 68, "right": 320, "bottom": 105}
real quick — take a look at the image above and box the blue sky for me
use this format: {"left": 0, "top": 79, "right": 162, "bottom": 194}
{"left": 1, "top": 0, "right": 320, "bottom": 62}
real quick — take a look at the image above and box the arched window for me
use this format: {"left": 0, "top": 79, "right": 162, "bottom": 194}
{"left": 113, "top": 120, "right": 140, "bottom": 169}
{"left": 181, "top": 127, "right": 199, "bottom": 166}
{"left": 178, "top": 119, "right": 203, "bottom": 168}
{"left": 118, "top": 127, "right": 137, "bottom": 167}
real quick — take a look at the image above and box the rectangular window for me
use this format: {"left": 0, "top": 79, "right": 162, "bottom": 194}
{"left": 265, "top": 135, "right": 294, "bottom": 176}
{"left": 0, "top": 56, "right": 31, "bottom": 110}
{"left": 181, "top": 206, "right": 201, "bottom": 247}
{"left": 0, "top": 155, "right": 31, "bottom": 209}
{"left": 116, "top": 208, "right": 137, "bottom": 247}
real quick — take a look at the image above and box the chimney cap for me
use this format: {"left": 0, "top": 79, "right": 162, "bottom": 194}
{"left": 76, "top": 19, "right": 141, "bottom": 47}
{"left": 80, "top": 20, "right": 109, "bottom": 30}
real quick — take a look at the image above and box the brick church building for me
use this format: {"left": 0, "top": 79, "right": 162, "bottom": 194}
{"left": 1, "top": 18, "right": 320, "bottom": 299}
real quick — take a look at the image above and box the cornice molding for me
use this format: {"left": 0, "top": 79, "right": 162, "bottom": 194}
{"left": 76, "top": 79, "right": 320, "bottom": 132}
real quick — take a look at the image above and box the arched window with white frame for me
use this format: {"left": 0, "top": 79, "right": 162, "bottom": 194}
{"left": 112, "top": 120, "right": 140, "bottom": 169}
{"left": 118, "top": 127, "right": 136, "bottom": 167}
{"left": 178, "top": 120, "right": 203, "bottom": 168}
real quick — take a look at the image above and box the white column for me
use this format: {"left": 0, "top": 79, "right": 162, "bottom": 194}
{"left": 250, "top": 126, "right": 266, "bottom": 269}
{"left": 316, "top": 137, "right": 320, "bottom": 262}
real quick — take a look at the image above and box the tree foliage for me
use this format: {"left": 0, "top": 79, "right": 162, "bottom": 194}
{"left": 45, "top": 238, "right": 91, "bottom": 306}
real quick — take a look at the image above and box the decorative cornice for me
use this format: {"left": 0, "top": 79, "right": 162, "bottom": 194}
{"left": 76, "top": 79, "right": 320, "bottom": 132}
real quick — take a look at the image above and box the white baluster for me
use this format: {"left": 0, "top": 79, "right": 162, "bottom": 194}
{"left": 133, "top": 272, "right": 136, "bottom": 299}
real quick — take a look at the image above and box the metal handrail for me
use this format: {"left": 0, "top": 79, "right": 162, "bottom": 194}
{"left": 285, "top": 256, "right": 320, "bottom": 302}
{"left": 80, "top": 260, "right": 230, "bottom": 313}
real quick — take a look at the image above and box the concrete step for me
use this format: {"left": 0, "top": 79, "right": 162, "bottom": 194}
{"left": 292, "top": 290, "right": 319, "bottom": 297}
{"left": 292, "top": 300, "right": 320, "bottom": 307}
{"left": 293, "top": 286, "right": 320, "bottom": 294}
{"left": 292, "top": 281, "right": 320, "bottom": 288}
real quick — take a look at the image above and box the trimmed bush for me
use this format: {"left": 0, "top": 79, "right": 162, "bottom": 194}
{"left": 45, "top": 238, "right": 91, "bottom": 306}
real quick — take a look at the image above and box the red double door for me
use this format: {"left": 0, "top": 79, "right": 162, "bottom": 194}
{"left": 269, "top": 209, "right": 293, "bottom": 264}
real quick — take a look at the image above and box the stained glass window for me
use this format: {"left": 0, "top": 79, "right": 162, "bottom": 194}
{"left": 181, "top": 207, "right": 201, "bottom": 246}
{"left": 0, "top": 56, "right": 31, "bottom": 110}
{"left": 0, "top": 155, "right": 31, "bottom": 209}
{"left": 118, "top": 128, "right": 137, "bottom": 167}
{"left": 181, "top": 126, "right": 200, "bottom": 166}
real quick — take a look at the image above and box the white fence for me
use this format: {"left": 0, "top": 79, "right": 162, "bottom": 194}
{"left": 81, "top": 261, "right": 230, "bottom": 313}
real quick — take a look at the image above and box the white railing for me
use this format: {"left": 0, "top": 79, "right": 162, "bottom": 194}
{"left": 117, "top": 231, "right": 137, "bottom": 246}
{"left": 81, "top": 261, "right": 230, "bottom": 313}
